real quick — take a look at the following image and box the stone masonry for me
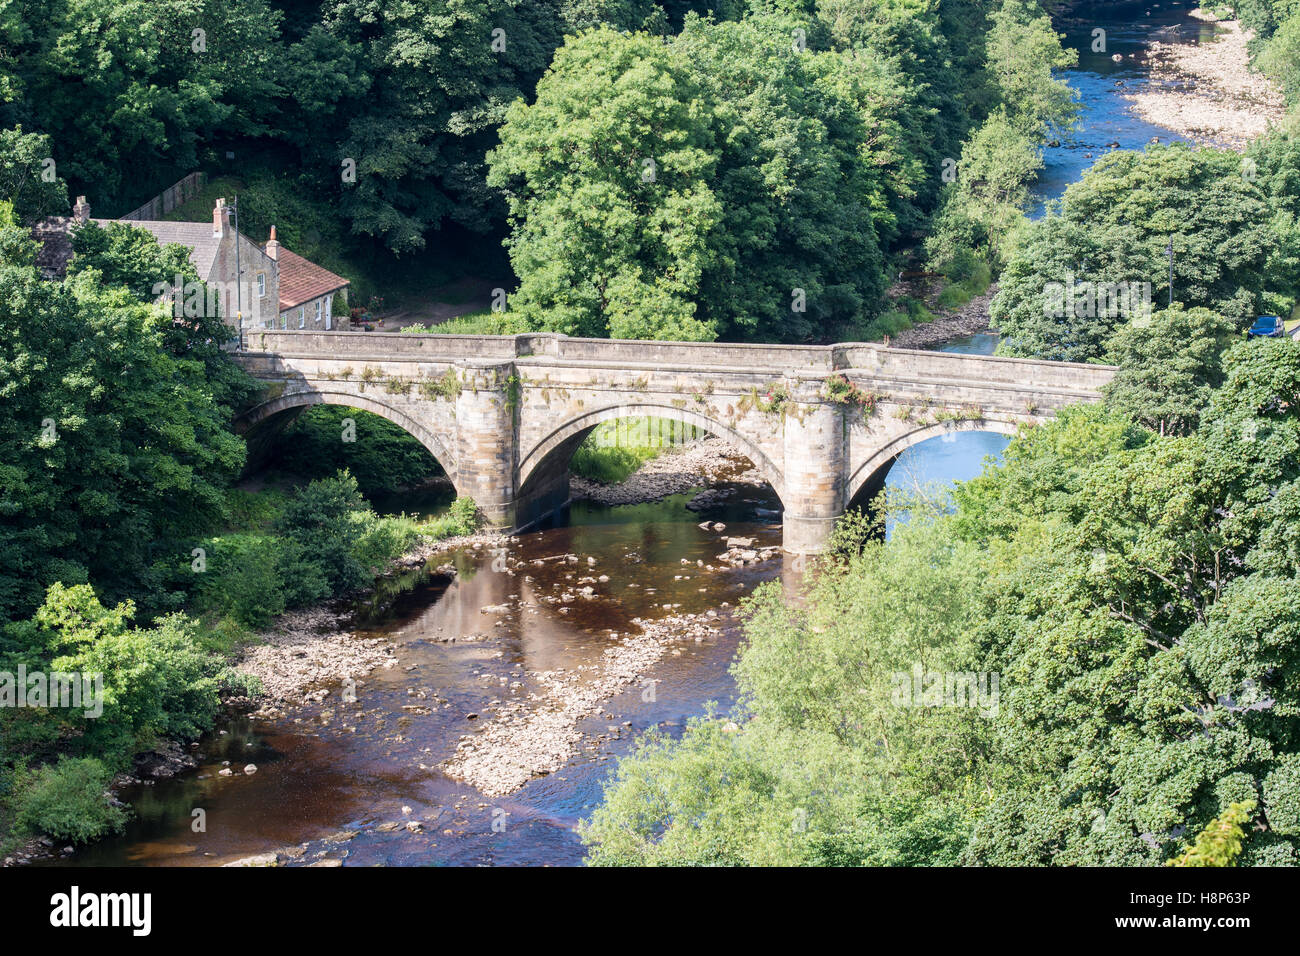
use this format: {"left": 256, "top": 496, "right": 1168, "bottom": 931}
{"left": 233, "top": 331, "right": 1117, "bottom": 553}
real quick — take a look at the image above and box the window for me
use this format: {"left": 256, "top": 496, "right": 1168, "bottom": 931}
{"left": 256, "top": 272, "right": 266, "bottom": 297}
{"left": 315, "top": 301, "right": 322, "bottom": 325}
{"left": 280, "top": 312, "right": 287, "bottom": 329}
{"left": 298, "top": 307, "right": 305, "bottom": 329}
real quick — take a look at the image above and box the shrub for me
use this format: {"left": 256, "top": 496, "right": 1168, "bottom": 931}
{"left": 14, "top": 758, "right": 128, "bottom": 844}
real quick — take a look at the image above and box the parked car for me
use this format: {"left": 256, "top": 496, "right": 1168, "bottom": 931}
{"left": 1247, "top": 315, "right": 1284, "bottom": 338}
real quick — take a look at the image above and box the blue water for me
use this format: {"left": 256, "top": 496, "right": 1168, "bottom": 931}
{"left": 1034, "top": 4, "right": 1213, "bottom": 214}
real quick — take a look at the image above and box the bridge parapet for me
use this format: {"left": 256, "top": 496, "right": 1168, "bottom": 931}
{"left": 244, "top": 328, "right": 1116, "bottom": 383}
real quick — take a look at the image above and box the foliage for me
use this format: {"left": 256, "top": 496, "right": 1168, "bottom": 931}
{"left": 821, "top": 374, "right": 879, "bottom": 411}
{"left": 270, "top": 406, "right": 445, "bottom": 497}
{"left": 1103, "top": 305, "right": 1236, "bottom": 435}
{"left": 992, "top": 145, "right": 1278, "bottom": 361}
{"left": 582, "top": 501, "right": 991, "bottom": 865}
{"left": 1166, "top": 801, "right": 1256, "bottom": 867}
{"left": 925, "top": 0, "right": 1077, "bottom": 273}
{"left": 0, "top": 125, "right": 67, "bottom": 223}
{"left": 401, "top": 312, "right": 537, "bottom": 336}
{"left": 0, "top": 219, "right": 246, "bottom": 621}
{"left": 12, "top": 758, "right": 127, "bottom": 844}
{"left": 488, "top": 8, "right": 983, "bottom": 342}
{"left": 571, "top": 444, "right": 658, "bottom": 484}
{"left": 586, "top": 340, "right": 1300, "bottom": 866}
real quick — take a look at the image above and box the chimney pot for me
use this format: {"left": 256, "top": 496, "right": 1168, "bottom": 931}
{"left": 213, "top": 198, "right": 228, "bottom": 237}
{"left": 266, "top": 224, "right": 279, "bottom": 260}
{"left": 73, "top": 196, "right": 90, "bottom": 223}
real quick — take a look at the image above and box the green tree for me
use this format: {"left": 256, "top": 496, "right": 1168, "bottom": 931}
{"left": 0, "top": 220, "right": 245, "bottom": 620}
{"left": 1167, "top": 801, "right": 1256, "bottom": 867}
{"left": 993, "top": 145, "right": 1276, "bottom": 360}
{"left": 276, "top": 471, "right": 371, "bottom": 595}
{"left": 0, "top": 126, "right": 67, "bottom": 222}
{"left": 488, "top": 26, "right": 721, "bottom": 340}
{"left": 1103, "top": 305, "right": 1236, "bottom": 436}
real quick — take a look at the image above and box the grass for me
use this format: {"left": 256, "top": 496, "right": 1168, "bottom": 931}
{"left": 569, "top": 417, "right": 703, "bottom": 483}
{"left": 401, "top": 311, "right": 536, "bottom": 335}
{"left": 935, "top": 261, "right": 993, "bottom": 310}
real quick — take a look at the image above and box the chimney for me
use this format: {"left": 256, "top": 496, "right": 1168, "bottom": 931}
{"left": 73, "top": 196, "right": 90, "bottom": 223}
{"left": 213, "top": 198, "right": 229, "bottom": 237}
{"left": 265, "top": 224, "right": 279, "bottom": 261}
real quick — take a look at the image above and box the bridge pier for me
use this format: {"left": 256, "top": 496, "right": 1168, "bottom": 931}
{"left": 455, "top": 361, "right": 518, "bottom": 528}
{"left": 781, "top": 393, "right": 845, "bottom": 555}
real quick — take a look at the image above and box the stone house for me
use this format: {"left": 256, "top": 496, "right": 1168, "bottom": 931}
{"left": 33, "top": 196, "right": 349, "bottom": 334}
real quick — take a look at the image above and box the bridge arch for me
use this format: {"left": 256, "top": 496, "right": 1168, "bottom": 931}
{"left": 235, "top": 389, "right": 459, "bottom": 489}
{"left": 517, "top": 402, "right": 786, "bottom": 504}
{"left": 845, "top": 417, "right": 1023, "bottom": 509}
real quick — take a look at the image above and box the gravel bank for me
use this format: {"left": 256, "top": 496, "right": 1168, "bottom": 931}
{"left": 442, "top": 612, "right": 724, "bottom": 795}
{"left": 571, "top": 436, "right": 766, "bottom": 506}
{"left": 1125, "top": 15, "right": 1285, "bottom": 149}
{"left": 234, "top": 606, "right": 399, "bottom": 716}
{"left": 887, "top": 287, "right": 997, "bottom": 350}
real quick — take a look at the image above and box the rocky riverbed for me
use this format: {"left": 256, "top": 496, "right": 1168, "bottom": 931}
{"left": 571, "top": 436, "right": 767, "bottom": 506}
{"left": 1125, "top": 12, "right": 1285, "bottom": 149}
{"left": 886, "top": 286, "right": 998, "bottom": 351}
{"left": 442, "top": 611, "right": 726, "bottom": 795}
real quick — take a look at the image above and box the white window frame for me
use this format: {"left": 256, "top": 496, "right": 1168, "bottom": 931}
{"left": 298, "top": 306, "right": 305, "bottom": 329}
{"left": 315, "top": 300, "right": 323, "bottom": 325}
{"left": 280, "top": 311, "right": 287, "bottom": 329}
{"left": 256, "top": 272, "right": 266, "bottom": 298}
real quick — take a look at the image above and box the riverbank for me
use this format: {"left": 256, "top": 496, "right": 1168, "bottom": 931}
{"left": 235, "top": 529, "right": 507, "bottom": 719}
{"left": 571, "top": 436, "right": 766, "bottom": 506}
{"left": 886, "top": 286, "right": 997, "bottom": 350}
{"left": 1125, "top": 13, "right": 1285, "bottom": 148}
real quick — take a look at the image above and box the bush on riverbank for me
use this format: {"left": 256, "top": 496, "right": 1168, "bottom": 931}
{"left": 185, "top": 475, "right": 479, "bottom": 630}
{"left": 0, "top": 584, "right": 255, "bottom": 851}
{"left": 0, "top": 481, "right": 480, "bottom": 852}
{"left": 568, "top": 418, "right": 703, "bottom": 484}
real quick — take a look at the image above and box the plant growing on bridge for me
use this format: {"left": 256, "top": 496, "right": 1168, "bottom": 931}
{"left": 752, "top": 383, "right": 790, "bottom": 417}
{"left": 504, "top": 373, "right": 522, "bottom": 416}
{"left": 384, "top": 378, "right": 410, "bottom": 396}
{"left": 822, "top": 374, "right": 880, "bottom": 413}
{"left": 419, "top": 368, "right": 461, "bottom": 402}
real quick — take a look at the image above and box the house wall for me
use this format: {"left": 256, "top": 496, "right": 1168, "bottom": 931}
{"left": 208, "top": 230, "right": 280, "bottom": 331}
{"left": 278, "top": 290, "right": 350, "bottom": 331}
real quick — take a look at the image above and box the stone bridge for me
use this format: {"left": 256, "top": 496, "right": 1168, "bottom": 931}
{"left": 232, "top": 331, "right": 1116, "bottom": 553}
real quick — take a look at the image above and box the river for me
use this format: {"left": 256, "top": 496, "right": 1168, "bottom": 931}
{"left": 56, "top": 7, "right": 1198, "bottom": 867}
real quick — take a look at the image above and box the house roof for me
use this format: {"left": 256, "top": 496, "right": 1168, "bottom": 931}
{"left": 32, "top": 217, "right": 222, "bottom": 280}
{"left": 277, "top": 248, "right": 349, "bottom": 312}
